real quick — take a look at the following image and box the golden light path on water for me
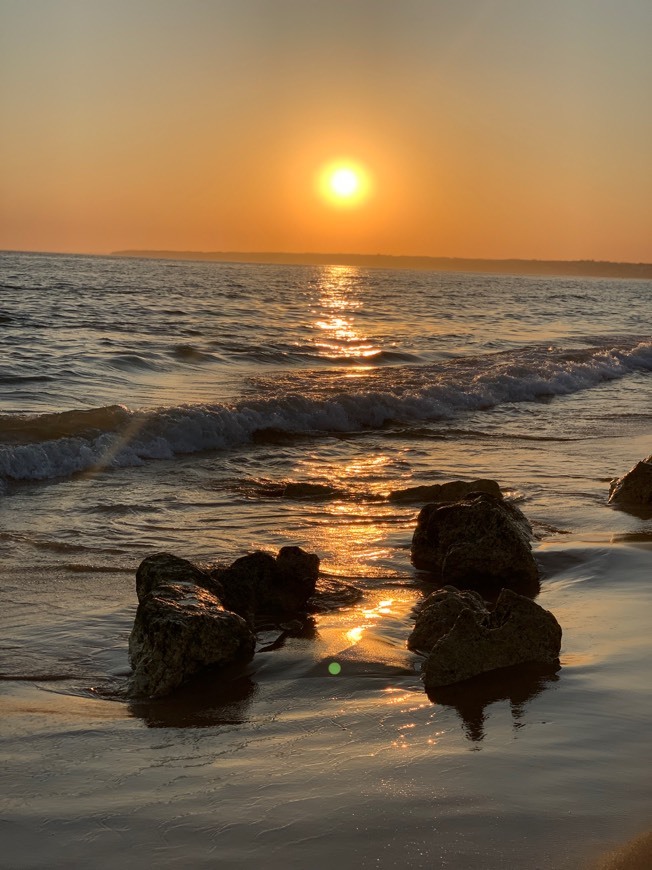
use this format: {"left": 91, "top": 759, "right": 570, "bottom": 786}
{"left": 312, "top": 265, "right": 382, "bottom": 361}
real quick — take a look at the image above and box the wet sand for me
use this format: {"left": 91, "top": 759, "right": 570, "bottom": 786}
{"left": 1, "top": 539, "right": 650, "bottom": 869}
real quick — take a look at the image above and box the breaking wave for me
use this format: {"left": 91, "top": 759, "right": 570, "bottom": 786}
{"left": 1, "top": 340, "right": 651, "bottom": 485}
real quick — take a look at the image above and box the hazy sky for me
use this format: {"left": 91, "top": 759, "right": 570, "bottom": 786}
{"left": 1, "top": 0, "right": 651, "bottom": 260}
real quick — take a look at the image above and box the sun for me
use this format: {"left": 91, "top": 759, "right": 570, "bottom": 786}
{"left": 318, "top": 160, "right": 370, "bottom": 207}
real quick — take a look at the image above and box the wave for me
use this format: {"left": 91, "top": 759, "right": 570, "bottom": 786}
{"left": 1, "top": 340, "right": 651, "bottom": 484}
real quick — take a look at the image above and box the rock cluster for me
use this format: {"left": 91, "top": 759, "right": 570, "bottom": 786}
{"left": 608, "top": 455, "right": 652, "bottom": 507}
{"left": 127, "top": 483, "right": 563, "bottom": 701}
{"left": 411, "top": 491, "right": 539, "bottom": 594}
{"left": 128, "top": 547, "right": 320, "bottom": 698}
{"left": 410, "top": 587, "right": 562, "bottom": 689}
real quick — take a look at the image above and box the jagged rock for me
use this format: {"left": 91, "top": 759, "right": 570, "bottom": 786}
{"left": 407, "top": 586, "right": 486, "bottom": 653}
{"left": 210, "top": 546, "right": 320, "bottom": 620}
{"left": 422, "top": 588, "right": 562, "bottom": 688}
{"left": 608, "top": 455, "right": 652, "bottom": 507}
{"left": 136, "top": 552, "right": 220, "bottom": 603}
{"left": 389, "top": 478, "right": 501, "bottom": 504}
{"left": 411, "top": 491, "right": 539, "bottom": 593}
{"left": 128, "top": 581, "right": 255, "bottom": 698}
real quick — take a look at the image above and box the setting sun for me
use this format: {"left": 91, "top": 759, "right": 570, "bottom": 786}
{"left": 318, "top": 161, "right": 370, "bottom": 207}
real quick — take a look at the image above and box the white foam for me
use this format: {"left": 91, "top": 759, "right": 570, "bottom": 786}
{"left": 1, "top": 340, "right": 651, "bottom": 484}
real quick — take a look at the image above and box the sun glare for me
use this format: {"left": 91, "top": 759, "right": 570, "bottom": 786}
{"left": 319, "top": 160, "right": 370, "bottom": 207}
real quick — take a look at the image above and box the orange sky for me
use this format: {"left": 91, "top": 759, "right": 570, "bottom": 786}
{"left": 1, "top": 0, "right": 651, "bottom": 261}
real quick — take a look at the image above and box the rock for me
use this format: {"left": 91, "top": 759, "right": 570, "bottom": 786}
{"left": 608, "top": 455, "right": 652, "bottom": 507}
{"left": 407, "top": 586, "right": 486, "bottom": 653}
{"left": 135, "top": 552, "right": 220, "bottom": 603}
{"left": 389, "top": 478, "right": 501, "bottom": 504}
{"left": 422, "top": 588, "right": 562, "bottom": 689}
{"left": 128, "top": 581, "right": 255, "bottom": 698}
{"left": 411, "top": 491, "right": 539, "bottom": 594}
{"left": 258, "top": 481, "right": 338, "bottom": 500}
{"left": 211, "top": 546, "right": 320, "bottom": 620}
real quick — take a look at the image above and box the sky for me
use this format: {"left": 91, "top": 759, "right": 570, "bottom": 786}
{"left": 1, "top": 0, "right": 651, "bottom": 261}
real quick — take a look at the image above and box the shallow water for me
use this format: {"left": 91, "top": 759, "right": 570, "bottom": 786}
{"left": 0, "top": 252, "right": 651, "bottom": 868}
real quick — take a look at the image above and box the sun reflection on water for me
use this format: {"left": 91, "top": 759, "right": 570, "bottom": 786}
{"left": 311, "top": 265, "right": 382, "bottom": 362}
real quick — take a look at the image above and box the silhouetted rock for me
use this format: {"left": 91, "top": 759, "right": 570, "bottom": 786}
{"left": 129, "top": 546, "right": 320, "bottom": 697}
{"left": 408, "top": 586, "right": 486, "bottom": 653}
{"left": 211, "top": 546, "right": 320, "bottom": 620}
{"left": 411, "top": 491, "right": 539, "bottom": 594}
{"left": 608, "top": 455, "right": 652, "bottom": 507}
{"left": 422, "top": 588, "right": 562, "bottom": 689}
{"left": 389, "top": 478, "right": 501, "bottom": 504}
{"left": 128, "top": 581, "right": 255, "bottom": 698}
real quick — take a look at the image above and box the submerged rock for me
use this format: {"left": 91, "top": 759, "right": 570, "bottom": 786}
{"left": 389, "top": 478, "right": 501, "bottom": 504}
{"left": 211, "top": 546, "right": 320, "bottom": 619}
{"left": 608, "top": 455, "right": 652, "bottom": 507}
{"left": 421, "top": 588, "right": 562, "bottom": 689}
{"left": 128, "top": 581, "right": 255, "bottom": 698}
{"left": 411, "top": 491, "right": 539, "bottom": 594}
{"left": 407, "top": 586, "right": 486, "bottom": 653}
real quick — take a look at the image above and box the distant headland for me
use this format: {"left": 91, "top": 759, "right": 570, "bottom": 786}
{"left": 112, "top": 250, "right": 652, "bottom": 279}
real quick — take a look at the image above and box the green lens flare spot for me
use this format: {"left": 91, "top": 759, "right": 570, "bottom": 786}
{"left": 328, "top": 661, "right": 342, "bottom": 676}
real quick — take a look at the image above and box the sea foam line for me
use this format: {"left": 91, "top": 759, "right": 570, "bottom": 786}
{"left": 1, "top": 340, "right": 650, "bottom": 484}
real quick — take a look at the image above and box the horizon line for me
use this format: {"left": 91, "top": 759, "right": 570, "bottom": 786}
{"left": 4, "top": 247, "right": 652, "bottom": 278}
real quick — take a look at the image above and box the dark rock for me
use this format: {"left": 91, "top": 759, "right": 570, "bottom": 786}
{"left": 422, "top": 588, "right": 562, "bottom": 689}
{"left": 211, "top": 546, "right": 320, "bottom": 620}
{"left": 128, "top": 581, "right": 255, "bottom": 698}
{"left": 411, "top": 491, "right": 539, "bottom": 594}
{"left": 389, "top": 478, "right": 501, "bottom": 504}
{"left": 136, "top": 552, "right": 221, "bottom": 603}
{"left": 259, "top": 481, "right": 338, "bottom": 500}
{"left": 608, "top": 455, "right": 652, "bottom": 507}
{"left": 407, "top": 586, "right": 486, "bottom": 653}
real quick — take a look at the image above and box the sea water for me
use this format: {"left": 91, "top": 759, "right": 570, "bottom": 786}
{"left": 0, "top": 251, "right": 651, "bottom": 869}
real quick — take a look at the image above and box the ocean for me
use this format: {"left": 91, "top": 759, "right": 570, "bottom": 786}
{"left": 1, "top": 250, "right": 651, "bottom": 869}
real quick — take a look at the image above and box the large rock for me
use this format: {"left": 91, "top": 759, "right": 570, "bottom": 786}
{"left": 421, "top": 588, "right": 562, "bottom": 689}
{"left": 608, "top": 455, "right": 652, "bottom": 507}
{"left": 128, "top": 581, "right": 255, "bottom": 698}
{"left": 389, "top": 478, "right": 501, "bottom": 504}
{"left": 411, "top": 491, "right": 539, "bottom": 593}
{"left": 407, "top": 586, "right": 486, "bottom": 653}
{"left": 210, "top": 546, "right": 320, "bottom": 619}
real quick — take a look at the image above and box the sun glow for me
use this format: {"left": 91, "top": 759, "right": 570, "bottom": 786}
{"left": 319, "top": 160, "right": 370, "bottom": 207}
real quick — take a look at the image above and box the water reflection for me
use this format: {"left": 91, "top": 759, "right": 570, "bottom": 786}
{"left": 128, "top": 662, "right": 256, "bottom": 728}
{"left": 427, "top": 661, "right": 561, "bottom": 743}
{"left": 312, "top": 265, "right": 381, "bottom": 362}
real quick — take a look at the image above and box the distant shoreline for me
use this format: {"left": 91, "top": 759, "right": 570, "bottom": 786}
{"left": 111, "top": 249, "right": 652, "bottom": 279}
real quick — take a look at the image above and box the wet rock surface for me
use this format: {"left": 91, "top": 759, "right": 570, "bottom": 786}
{"left": 210, "top": 546, "right": 320, "bottom": 620}
{"left": 411, "top": 491, "right": 539, "bottom": 594}
{"left": 128, "top": 581, "right": 255, "bottom": 699}
{"left": 129, "top": 546, "right": 320, "bottom": 698}
{"left": 135, "top": 552, "right": 217, "bottom": 603}
{"left": 390, "top": 478, "right": 501, "bottom": 504}
{"left": 407, "top": 586, "right": 486, "bottom": 653}
{"left": 608, "top": 455, "right": 652, "bottom": 507}
{"left": 421, "top": 587, "right": 562, "bottom": 689}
